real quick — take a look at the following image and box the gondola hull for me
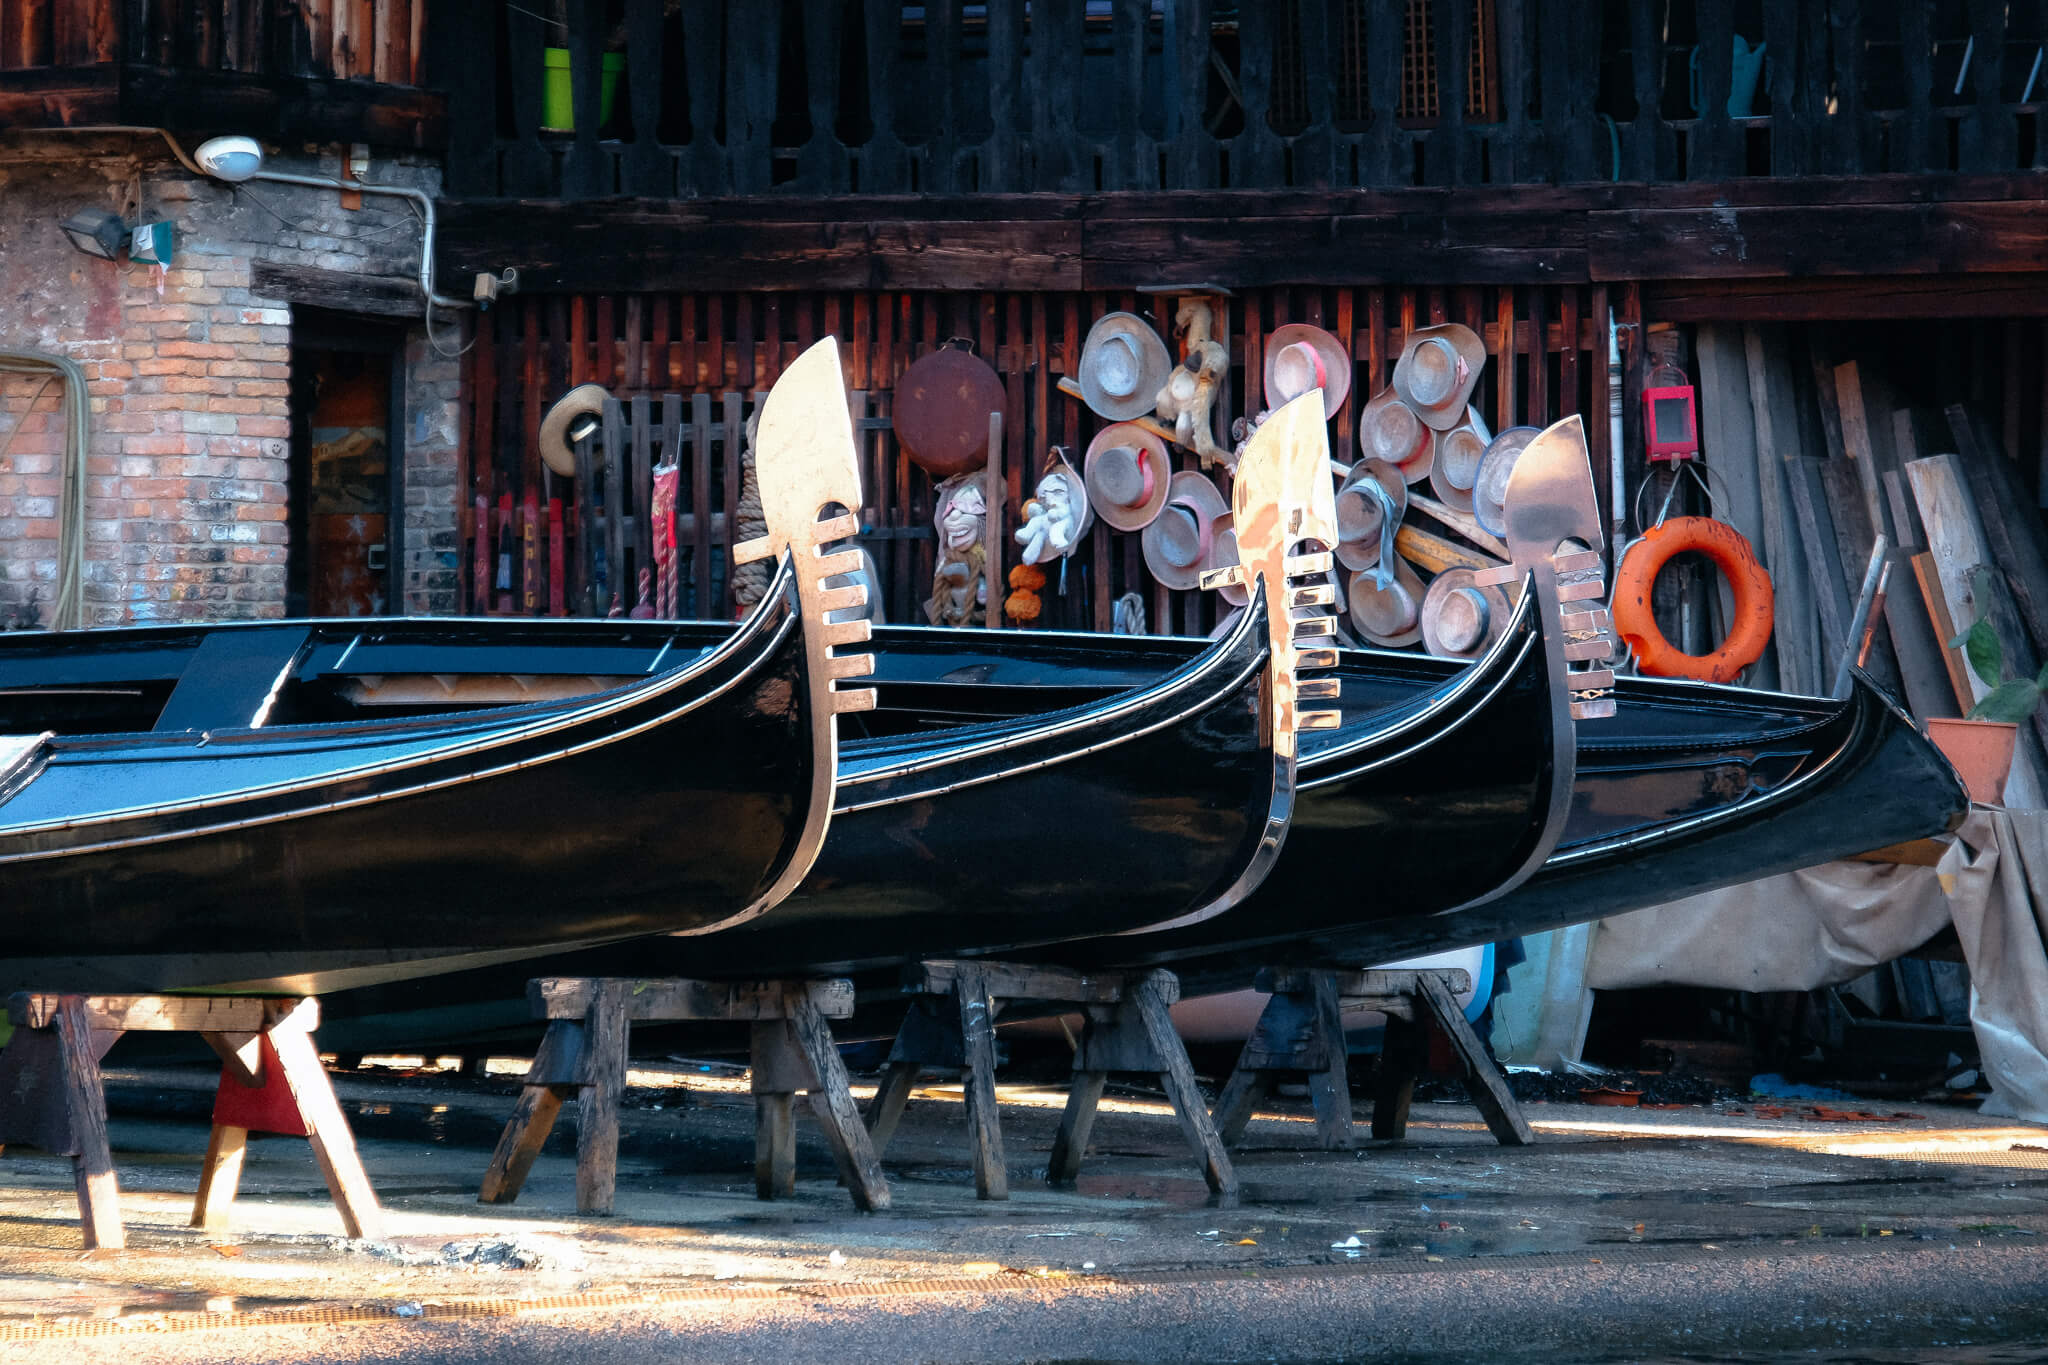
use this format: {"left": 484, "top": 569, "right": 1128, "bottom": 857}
{"left": 837, "top": 632, "right": 1964, "bottom": 994}
{"left": 445, "top": 588, "right": 1285, "bottom": 981}
{"left": 0, "top": 570, "right": 828, "bottom": 995}
{"left": 1119, "top": 668, "right": 1965, "bottom": 997}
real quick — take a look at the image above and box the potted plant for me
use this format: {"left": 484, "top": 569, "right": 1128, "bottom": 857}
{"left": 1929, "top": 611, "right": 2045, "bottom": 804}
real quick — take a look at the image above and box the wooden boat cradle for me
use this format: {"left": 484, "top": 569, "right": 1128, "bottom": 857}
{"left": 479, "top": 976, "right": 889, "bottom": 1215}
{"left": 0, "top": 993, "right": 381, "bottom": 1250}
{"left": 1211, "top": 967, "right": 1533, "bottom": 1153}
{"left": 867, "top": 959, "right": 1237, "bottom": 1203}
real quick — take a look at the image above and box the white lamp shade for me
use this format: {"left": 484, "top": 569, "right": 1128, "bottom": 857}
{"left": 194, "top": 136, "right": 265, "bottom": 182}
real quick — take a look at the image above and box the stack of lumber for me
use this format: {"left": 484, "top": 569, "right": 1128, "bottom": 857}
{"left": 1693, "top": 325, "right": 2048, "bottom": 805}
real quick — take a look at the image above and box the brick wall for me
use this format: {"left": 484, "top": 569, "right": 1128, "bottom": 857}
{"left": 0, "top": 137, "right": 461, "bottom": 626}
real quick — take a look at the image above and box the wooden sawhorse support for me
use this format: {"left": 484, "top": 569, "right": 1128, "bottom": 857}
{"left": 0, "top": 993, "right": 382, "bottom": 1249}
{"left": 478, "top": 976, "right": 889, "bottom": 1214}
{"left": 867, "top": 960, "right": 1237, "bottom": 1202}
{"left": 1212, "top": 968, "right": 1533, "bottom": 1151}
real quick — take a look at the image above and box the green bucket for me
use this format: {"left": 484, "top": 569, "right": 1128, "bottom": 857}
{"left": 542, "top": 48, "right": 624, "bottom": 133}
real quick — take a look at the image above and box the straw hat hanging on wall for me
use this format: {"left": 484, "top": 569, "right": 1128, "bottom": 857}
{"left": 1334, "top": 458, "right": 1408, "bottom": 573}
{"left": 539, "top": 383, "right": 611, "bottom": 478}
{"left": 1472, "top": 425, "right": 1541, "bottom": 539}
{"left": 1141, "top": 472, "right": 1230, "bottom": 591}
{"left": 1420, "top": 566, "right": 1513, "bottom": 660}
{"left": 1348, "top": 555, "right": 1428, "bottom": 649}
{"left": 1083, "top": 422, "right": 1173, "bottom": 531}
{"left": 1078, "top": 312, "right": 1173, "bottom": 421}
{"left": 1358, "top": 387, "right": 1435, "bottom": 485}
{"left": 1262, "top": 323, "right": 1352, "bottom": 415}
{"left": 1430, "top": 406, "right": 1493, "bottom": 514}
{"left": 1393, "top": 323, "right": 1486, "bottom": 431}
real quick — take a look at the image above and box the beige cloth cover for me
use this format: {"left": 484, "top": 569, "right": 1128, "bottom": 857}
{"left": 1584, "top": 809, "right": 2048, "bottom": 1124}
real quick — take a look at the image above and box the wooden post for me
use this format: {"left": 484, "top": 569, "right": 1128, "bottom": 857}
{"left": 477, "top": 1018, "right": 583, "bottom": 1206}
{"left": 1415, "top": 975, "right": 1532, "bottom": 1146}
{"left": 1371, "top": 1011, "right": 1429, "bottom": 1141}
{"left": 1304, "top": 972, "right": 1353, "bottom": 1150}
{"left": 1131, "top": 973, "right": 1237, "bottom": 1198}
{"left": 56, "top": 996, "right": 123, "bottom": 1251}
{"left": 784, "top": 986, "right": 890, "bottom": 1212}
{"left": 954, "top": 963, "right": 1009, "bottom": 1201}
{"left": 575, "top": 981, "right": 629, "bottom": 1215}
{"left": 190, "top": 1125, "right": 251, "bottom": 1233}
{"left": 269, "top": 1025, "right": 385, "bottom": 1240}
{"left": 1046, "top": 1071, "right": 1108, "bottom": 1187}
{"left": 984, "top": 411, "right": 1004, "bottom": 628}
{"left": 753, "top": 1091, "right": 796, "bottom": 1200}
{"left": 865, "top": 1062, "right": 920, "bottom": 1155}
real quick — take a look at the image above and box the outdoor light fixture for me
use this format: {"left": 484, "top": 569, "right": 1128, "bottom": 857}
{"left": 60, "top": 208, "right": 129, "bottom": 261}
{"left": 192, "top": 135, "right": 265, "bottom": 182}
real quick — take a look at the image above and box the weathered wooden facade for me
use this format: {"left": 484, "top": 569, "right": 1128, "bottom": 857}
{"left": 4, "top": 1, "right": 2048, "bottom": 632}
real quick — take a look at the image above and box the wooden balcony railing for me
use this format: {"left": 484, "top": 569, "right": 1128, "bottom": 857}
{"left": 0, "top": 0, "right": 442, "bottom": 147}
{"left": 437, "top": 0, "right": 2048, "bottom": 202}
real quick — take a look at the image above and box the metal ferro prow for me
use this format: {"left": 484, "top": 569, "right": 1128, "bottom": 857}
{"left": 1472, "top": 415, "right": 1620, "bottom": 721}
{"left": 731, "top": 335, "right": 879, "bottom": 718}
{"left": 1199, "top": 388, "right": 1343, "bottom": 758}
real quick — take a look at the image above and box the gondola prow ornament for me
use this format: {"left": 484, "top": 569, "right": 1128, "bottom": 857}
{"left": 1199, "top": 388, "right": 1344, "bottom": 758}
{"left": 1471, "top": 416, "right": 1621, "bottom": 722}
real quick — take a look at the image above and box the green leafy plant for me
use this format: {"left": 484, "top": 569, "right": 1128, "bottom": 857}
{"left": 1950, "top": 615, "right": 2048, "bottom": 724}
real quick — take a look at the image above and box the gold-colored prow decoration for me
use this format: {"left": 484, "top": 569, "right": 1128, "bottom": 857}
{"left": 731, "top": 336, "right": 879, "bottom": 717}
{"left": 1199, "top": 388, "right": 1342, "bottom": 757}
{"left": 1470, "top": 415, "right": 1619, "bottom": 721}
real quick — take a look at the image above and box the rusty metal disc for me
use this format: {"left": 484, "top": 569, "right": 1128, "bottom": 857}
{"left": 893, "top": 344, "right": 1006, "bottom": 479}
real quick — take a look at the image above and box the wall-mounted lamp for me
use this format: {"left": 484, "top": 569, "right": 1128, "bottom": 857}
{"left": 60, "top": 208, "right": 129, "bottom": 261}
{"left": 193, "top": 135, "right": 265, "bottom": 183}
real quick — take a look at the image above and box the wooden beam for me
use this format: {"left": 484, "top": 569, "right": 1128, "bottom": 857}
{"left": 115, "top": 63, "right": 446, "bottom": 149}
{"left": 1742, "top": 325, "right": 1819, "bottom": 694}
{"left": 1649, "top": 273, "right": 2048, "bottom": 321}
{"left": 0, "top": 65, "right": 118, "bottom": 127}
{"left": 1590, "top": 202, "right": 2048, "bottom": 281}
{"left": 439, "top": 208, "right": 1084, "bottom": 294}
{"left": 915, "top": 958, "right": 1162, "bottom": 1005}
{"left": 439, "top": 175, "right": 2048, "bottom": 295}
{"left": 528, "top": 976, "right": 855, "bottom": 1021}
{"left": 1078, "top": 212, "right": 1587, "bottom": 288}
{"left": 1696, "top": 325, "right": 1774, "bottom": 688}
{"left": 10, "top": 993, "right": 315, "bottom": 1033}
{"left": 1948, "top": 403, "right": 2048, "bottom": 661}
{"left": 249, "top": 260, "right": 422, "bottom": 318}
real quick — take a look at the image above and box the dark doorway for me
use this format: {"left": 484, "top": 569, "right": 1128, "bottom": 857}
{"left": 288, "top": 312, "right": 406, "bottom": 617}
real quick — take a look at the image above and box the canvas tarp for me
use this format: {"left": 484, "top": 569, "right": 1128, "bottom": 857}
{"left": 1584, "top": 808, "right": 2048, "bottom": 1124}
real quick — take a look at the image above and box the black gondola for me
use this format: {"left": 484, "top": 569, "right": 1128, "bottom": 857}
{"left": 0, "top": 560, "right": 832, "bottom": 995}
{"left": 0, "top": 337, "right": 892, "bottom": 996}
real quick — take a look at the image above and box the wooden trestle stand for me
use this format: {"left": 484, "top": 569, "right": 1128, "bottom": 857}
{"left": 0, "top": 993, "right": 383, "bottom": 1249}
{"left": 1212, "top": 968, "right": 1533, "bottom": 1151}
{"left": 477, "top": 977, "right": 890, "bottom": 1214}
{"left": 869, "top": 960, "right": 1239, "bottom": 1202}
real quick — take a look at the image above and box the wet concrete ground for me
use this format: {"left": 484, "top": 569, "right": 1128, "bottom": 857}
{"left": 1, "top": 1054, "right": 2045, "bottom": 1362}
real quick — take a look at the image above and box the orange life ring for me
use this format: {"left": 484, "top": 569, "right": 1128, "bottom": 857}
{"left": 1612, "top": 516, "right": 1775, "bottom": 683}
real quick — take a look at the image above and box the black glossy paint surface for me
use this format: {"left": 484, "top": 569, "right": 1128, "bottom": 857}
{"left": 0, "top": 585, "right": 819, "bottom": 994}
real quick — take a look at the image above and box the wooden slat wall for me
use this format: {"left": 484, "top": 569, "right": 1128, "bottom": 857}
{"left": 461, "top": 283, "right": 1607, "bottom": 633}
{"left": 0, "top": 0, "right": 422, "bottom": 80}
{"left": 427, "top": 0, "right": 2048, "bottom": 201}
